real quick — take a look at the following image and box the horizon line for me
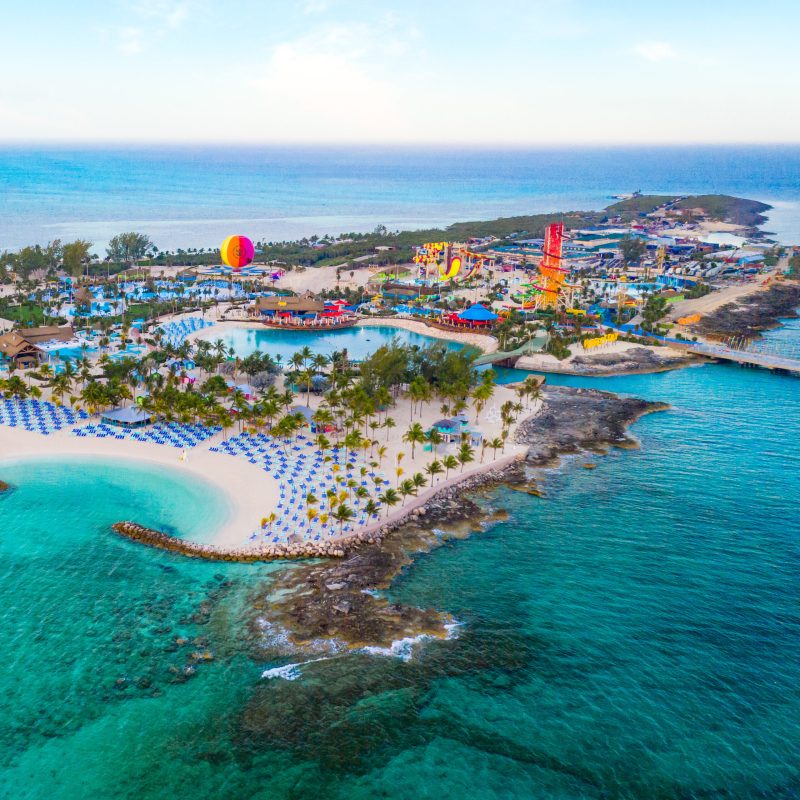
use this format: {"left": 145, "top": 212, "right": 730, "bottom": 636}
{"left": 2, "top": 139, "right": 800, "bottom": 150}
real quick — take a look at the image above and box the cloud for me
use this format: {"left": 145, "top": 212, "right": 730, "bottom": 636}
{"left": 632, "top": 40, "right": 678, "bottom": 62}
{"left": 115, "top": 0, "right": 193, "bottom": 54}
{"left": 247, "top": 21, "right": 417, "bottom": 141}
{"left": 118, "top": 26, "right": 145, "bottom": 55}
{"left": 131, "top": 0, "right": 192, "bottom": 28}
{"left": 302, "top": 0, "right": 329, "bottom": 14}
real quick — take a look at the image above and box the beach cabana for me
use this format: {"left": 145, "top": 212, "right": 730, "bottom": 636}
{"left": 101, "top": 406, "right": 154, "bottom": 428}
{"left": 234, "top": 383, "right": 258, "bottom": 399}
{"left": 430, "top": 418, "right": 461, "bottom": 443}
{"left": 290, "top": 405, "right": 314, "bottom": 427}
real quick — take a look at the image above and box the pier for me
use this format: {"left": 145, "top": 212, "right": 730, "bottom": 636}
{"left": 672, "top": 341, "right": 800, "bottom": 373}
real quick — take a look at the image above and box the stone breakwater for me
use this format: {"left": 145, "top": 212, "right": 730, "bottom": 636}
{"left": 0, "top": 480, "right": 10, "bottom": 493}
{"left": 111, "top": 521, "right": 385, "bottom": 561}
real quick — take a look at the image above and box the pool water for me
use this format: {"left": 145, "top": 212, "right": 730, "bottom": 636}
{"left": 203, "top": 324, "right": 463, "bottom": 362}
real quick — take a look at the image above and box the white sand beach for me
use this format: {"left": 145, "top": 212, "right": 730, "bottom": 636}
{"left": 0, "top": 425, "right": 279, "bottom": 547}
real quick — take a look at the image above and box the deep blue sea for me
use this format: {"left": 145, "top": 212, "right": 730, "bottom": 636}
{"left": 2, "top": 145, "right": 800, "bottom": 251}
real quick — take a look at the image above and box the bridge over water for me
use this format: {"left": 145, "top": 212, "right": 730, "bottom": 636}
{"left": 672, "top": 341, "right": 800, "bottom": 373}
{"left": 474, "top": 332, "right": 549, "bottom": 367}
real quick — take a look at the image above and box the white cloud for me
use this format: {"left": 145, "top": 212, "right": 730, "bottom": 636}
{"left": 248, "top": 22, "right": 415, "bottom": 141}
{"left": 131, "top": 0, "right": 193, "bottom": 28}
{"left": 632, "top": 40, "right": 678, "bottom": 62}
{"left": 302, "top": 0, "right": 329, "bottom": 15}
{"left": 115, "top": 0, "right": 193, "bottom": 54}
{"left": 118, "top": 26, "right": 145, "bottom": 55}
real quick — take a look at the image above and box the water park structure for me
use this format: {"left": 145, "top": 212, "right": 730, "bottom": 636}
{"left": 514, "top": 223, "right": 580, "bottom": 312}
{"left": 413, "top": 242, "right": 493, "bottom": 284}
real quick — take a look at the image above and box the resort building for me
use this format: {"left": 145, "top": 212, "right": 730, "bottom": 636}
{"left": 249, "top": 293, "right": 357, "bottom": 328}
{"left": 0, "top": 325, "right": 75, "bottom": 368}
{"left": 100, "top": 406, "right": 155, "bottom": 428}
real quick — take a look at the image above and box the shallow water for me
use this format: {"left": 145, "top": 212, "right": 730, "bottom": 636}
{"left": 2, "top": 353, "right": 800, "bottom": 797}
{"left": 206, "top": 323, "right": 461, "bottom": 361}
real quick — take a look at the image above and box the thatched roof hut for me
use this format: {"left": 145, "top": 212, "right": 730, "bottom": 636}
{"left": 250, "top": 293, "right": 325, "bottom": 316}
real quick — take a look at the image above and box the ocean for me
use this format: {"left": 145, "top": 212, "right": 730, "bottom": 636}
{"left": 2, "top": 145, "right": 800, "bottom": 252}
{"left": 2, "top": 329, "right": 800, "bottom": 798}
{"left": 2, "top": 145, "right": 800, "bottom": 798}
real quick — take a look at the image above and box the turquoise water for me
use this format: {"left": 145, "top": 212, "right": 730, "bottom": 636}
{"left": 3, "top": 353, "right": 800, "bottom": 796}
{"left": 207, "top": 323, "right": 462, "bottom": 361}
{"left": 2, "top": 145, "right": 800, "bottom": 250}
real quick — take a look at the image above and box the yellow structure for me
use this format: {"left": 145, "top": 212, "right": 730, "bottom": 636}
{"left": 583, "top": 332, "right": 619, "bottom": 350}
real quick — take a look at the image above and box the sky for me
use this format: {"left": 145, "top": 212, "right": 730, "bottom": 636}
{"left": 2, "top": 0, "right": 799, "bottom": 145}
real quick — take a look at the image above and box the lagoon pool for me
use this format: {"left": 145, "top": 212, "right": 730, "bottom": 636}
{"left": 202, "top": 324, "right": 465, "bottom": 362}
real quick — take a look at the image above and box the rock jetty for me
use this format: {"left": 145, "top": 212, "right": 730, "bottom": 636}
{"left": 0, "top": 480, "right": 10, "bottom": 494}
{"left": 111, "top": 521, "right": 385, "bottom": 561}
{"left": 568, "top": 346, "right": 700, "bottom": 375}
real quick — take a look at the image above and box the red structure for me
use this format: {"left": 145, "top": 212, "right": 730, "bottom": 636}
{"left": 532, "top": 222, "right": 571, "bottom": 310}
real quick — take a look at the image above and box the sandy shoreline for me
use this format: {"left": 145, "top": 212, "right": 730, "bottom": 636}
{"left": 357, "top": 317, "right": 500, "bottom": 353}
{"left": 0, "top": 425, "right": 278, "bottom": 547}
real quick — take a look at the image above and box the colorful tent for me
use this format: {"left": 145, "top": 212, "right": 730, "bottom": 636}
{"left": 457, "top": 303, "right": 499, "bottom": 323}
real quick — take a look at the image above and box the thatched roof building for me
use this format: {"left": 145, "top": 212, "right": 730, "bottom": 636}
{"left": 73, "top": 286, "right": 93, "bottom": 307}
{"left": 0, "top": 325, "right": 75, "bottom": 367}
{"left": 250, "top": 293, "right": 325, "bottom": 316}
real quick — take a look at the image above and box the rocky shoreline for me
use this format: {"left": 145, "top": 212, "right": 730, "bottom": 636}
{"left": 107, "top": 385, "right": 669, "bottom": 657}
{"left": 0, "top": 479, "right": 10, "bottom": 494}
{"left": 693, "top": 280, "right": 800, "bottom": 339}
{"left": 246, "top": 385, "right": 669, "bottom": 657}
{"left": 565, "top": 346, "right": 702, "bottom": 376}
{"left": 516, "top": 386, "right": 669, "bottom": 466}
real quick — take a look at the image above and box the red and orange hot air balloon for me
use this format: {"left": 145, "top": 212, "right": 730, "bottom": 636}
{"left": 220, "top": 235, "right": 255, "bottom": 270}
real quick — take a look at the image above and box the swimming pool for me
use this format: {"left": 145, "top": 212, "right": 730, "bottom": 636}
{"left": 201, "top": 324, "right": 466, "bottom": 362}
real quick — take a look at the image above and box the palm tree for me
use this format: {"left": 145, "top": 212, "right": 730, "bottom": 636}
{"left": 412, "top": 472, "right": 427, "bottom": 492}
{"left": 489, "top": 437, "right": 503, "bottom": 460}
{"left": 402, "top": 422, "right": 426, "bottom": 460}
{"left": 331, "top": 503, "right": 355, "bottom": 534}
{"left": 378, "top": 488, "right": 400, "bottom": 517}
{"left": 384, "top": 416, "right": 396, "bottom": 441}
{"left": 425, "top": 427, "right": 443, "bottom": 456}
{"left": 442, "top": 454, "right": 459, "bottom": 480}
{"left": 364, "top": 499, "right": 381, "bottom": 519}
{"left": 425, "top": 459, "right": 444, "bottom": 484}
{"left": 471, "top": 382, "right": 493, "bottom": 422}
{"left": 458, "top": 442, "right": 475, "bottom": 472}
{"left": 1, "top": 376, "right": 28, "bottom": 399}
{"left": 298, "top": 368, "right": 314, "bottom": 404}
{"left": 399, "top": 479, "right": 415, "bottom": 505}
